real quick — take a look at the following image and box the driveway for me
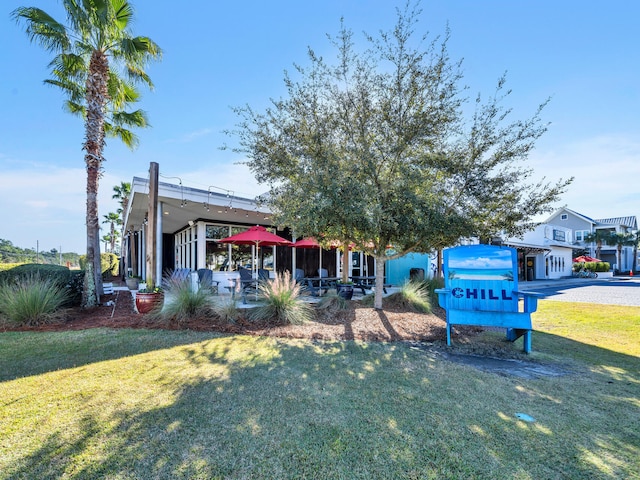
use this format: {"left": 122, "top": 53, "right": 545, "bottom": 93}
{"left": 522, "top": 277, "right": 640, "bottom": 307}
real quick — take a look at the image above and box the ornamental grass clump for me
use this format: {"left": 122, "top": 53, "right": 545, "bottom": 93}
{"left": 317, "top": 293, "right": 350, "bottom": 313}
{"left": 0, "top": 274, "right": 70, "bottom": 326}
{"left": 248, "top": 271, "right": 314, "bottom": 325}
{"left": 158, "top": 276, "right": 214, "bottom": 324}
{"left": 361, "top": 280, "right": 432, "bottom": 313}
{"left": 212, "top": 296, "right": 240, "bottom": 324}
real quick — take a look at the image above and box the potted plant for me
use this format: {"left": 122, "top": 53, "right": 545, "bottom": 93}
{"left": 125, "top": 275, "right": 141, "bottom": 290}
{"left": 336, "top": 280, "right": 354, "bottom": 300}
{"left": 135, "top": 285, "right": 164, "bottom": 314}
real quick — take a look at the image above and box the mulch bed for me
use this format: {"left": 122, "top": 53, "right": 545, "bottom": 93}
{"left": 2, "top": 288, "right": 469, "bottom": 343}
{"left": 3, "top": 275, "right": 496, "bottom": 348}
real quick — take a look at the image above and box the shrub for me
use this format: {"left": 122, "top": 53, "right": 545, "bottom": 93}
{"left": 573, "top": 261, "right": 610, "bottom": 273}
{"left": 78, "top": 253, "right": 119, "bottom": 278}
{"left": 102, "top": 253, "right": 119, "bottom": 278}
{"left": 0, "top": 264, "right": 81, "bottom": 306}
{"left": 360, "top": 280, "right": 432, "bottom": 313}
{"left": 212, "top": 296, "right": 241, "bottom": 324}
{"left": 317, "top": 293, "right": 350, "bottom": 313}
{"left": 0, "top": 274, "right": 71, "bottom": 326}
{"left": 156, "top": 276, "right": 213, "bottom": 324}
{"left": 248, "top": 271, "right": 314, "bottom": 325}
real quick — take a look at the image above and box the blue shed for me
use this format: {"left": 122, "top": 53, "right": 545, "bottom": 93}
{"left": 385, "top": 252, "right": 434, "bottom": 285}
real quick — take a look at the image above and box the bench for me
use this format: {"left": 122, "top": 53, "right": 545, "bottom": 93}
{"left": 161, "top": 268, "right": 193, "bottom": 289}
{"left": 349, "top": 276, "right": 391, "bottom": 295}
{"left": 435, "top": 245, "right": 543, "bottom": 353}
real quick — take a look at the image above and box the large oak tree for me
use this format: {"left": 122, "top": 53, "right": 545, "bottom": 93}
{"left": 231, "top": 2, "right": 571, "bottom": 309}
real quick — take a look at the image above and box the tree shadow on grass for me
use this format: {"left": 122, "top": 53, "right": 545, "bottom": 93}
{"left": 0, "top": 328, "right": 228, "bottom": 382}
{"left": 2, "top": 333, "right": 639, "bottom": 479}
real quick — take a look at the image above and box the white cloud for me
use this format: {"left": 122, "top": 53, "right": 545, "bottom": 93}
{"left": 165, "top": 128, "right": 215, "bottom": 144}
{"left": 529, "top": 134, "right": 640, "bottom": 219}
{"left": 0, "top": 164, "right": 122, "bottom": 253}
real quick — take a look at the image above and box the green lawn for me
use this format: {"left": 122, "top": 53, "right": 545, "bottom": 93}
{"left": 0, "top": 301, "right": 638, "bottom": 479}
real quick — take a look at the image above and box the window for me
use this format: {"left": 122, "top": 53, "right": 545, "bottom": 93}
{"left": 561, "top": 214, "right": 568, "bottom": 220}
{"left": 575, "top": 231, "right": 582, "bottom": 242}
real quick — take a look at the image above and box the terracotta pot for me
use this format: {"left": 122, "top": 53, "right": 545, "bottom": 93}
{"left": 336, "top": 283, "right": 354, "bottom": 300}
{"left": 135, "top": 292, "right": 164, "bottom": 314}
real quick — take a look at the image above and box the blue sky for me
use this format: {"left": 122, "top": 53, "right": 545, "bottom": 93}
{"left": 2, "top": 0, "right": 639, "bottom": 253}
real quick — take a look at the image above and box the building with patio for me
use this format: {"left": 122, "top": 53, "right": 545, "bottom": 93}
{"left": 121, "top": 174, "right": 380, "bottom": 288}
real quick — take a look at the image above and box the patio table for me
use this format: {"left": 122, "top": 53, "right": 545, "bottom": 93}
{"left": 301, "top": 277, "right": 340, "bottom": 296}
{"left": 349, "top": 276, "right": 389, "bottom": 294}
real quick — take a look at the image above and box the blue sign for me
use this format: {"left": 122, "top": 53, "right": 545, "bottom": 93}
{"left": 436, "top": 244, "right": 541, "bottom": 353}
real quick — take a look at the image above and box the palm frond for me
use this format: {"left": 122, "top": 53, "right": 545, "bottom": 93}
{"left": 104, "top": 124, "right": 139, "bottom": 149}
{"left": 12, "top": 7, "right": 71, "bottom": 52}
{"left": 111, "top": 0, "right": 134, "bottom": 30}
{"left": 63, "top": 100, "right": 85, "bottom": 117}
{"left": 111, "top": 109, "right": 149, "bottom": 128}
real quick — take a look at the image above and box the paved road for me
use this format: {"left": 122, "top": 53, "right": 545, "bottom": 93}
{"left": 525, "top": 278, "right": 640, "bottom": 306}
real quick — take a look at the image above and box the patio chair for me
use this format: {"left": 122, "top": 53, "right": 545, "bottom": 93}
{"left": 238, "top": 267, "right": 258, "bottom": 304}
{"left": 316, "top": 268, "right": 332, "bottom": 295}
{"left": 197, "top": 268, "right": 219, "bottom": 295}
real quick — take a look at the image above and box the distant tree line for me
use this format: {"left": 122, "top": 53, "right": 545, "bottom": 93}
{"left": 0, "top": 239, "right": 81, "bottom": 266}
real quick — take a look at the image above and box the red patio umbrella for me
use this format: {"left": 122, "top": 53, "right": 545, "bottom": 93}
{"left": 218, "top": 225, "right": 291, "bottom": 275}
{"left": 573, "top": 255, "right": 601, "bottom": 263}
{"left": 292, "top": 237, "right": 324, "bottom": 278}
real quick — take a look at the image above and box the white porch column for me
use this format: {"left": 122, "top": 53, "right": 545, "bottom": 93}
{"left": 156, "top": 201, "right": 163, "bottom": 283}
{"left": 139, "top": 228, "right": 146, "bottom": 281}
{"left": 197, "top": 222, "right": 206, "bottom": 269}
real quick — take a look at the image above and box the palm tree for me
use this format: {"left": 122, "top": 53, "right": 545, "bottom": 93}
{"left": 112, "top": 181, "right": 131, "bottom": 218}
{"left": 102, "top": 212, "right": 122, "bottom": 253}
{"left": 608, "top": 232, "right": 636, "bottom": 273}
{"left": 584, "top": 230, "right": 613, "bottom": 260}
{"left": 112, "top": 182, "right": 131, "bottom": 274}
{"left": 13, "top": 1, "right": 161, "bottom": 307}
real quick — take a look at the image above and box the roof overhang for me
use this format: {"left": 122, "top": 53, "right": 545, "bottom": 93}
{"left": 123, "top": 177, "right": 272, "bottom": 235}
{"left": 501, "top": 240, "right": 551, "bottom": 255}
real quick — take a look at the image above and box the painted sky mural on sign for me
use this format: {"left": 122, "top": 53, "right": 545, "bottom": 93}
{"left": 447, "top": 246, "right": 515, "bottom": 281}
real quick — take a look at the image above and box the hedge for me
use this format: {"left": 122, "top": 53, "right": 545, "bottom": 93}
{"left": 0, "top": 264, "right": 83, "bottom": 306}
{"left": 78, "top": 253, "right": 119, "bottom": 278}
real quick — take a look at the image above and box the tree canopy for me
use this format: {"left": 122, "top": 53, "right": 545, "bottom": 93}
{"left": 231, "top": 2, "right": 571, "bottom": 308}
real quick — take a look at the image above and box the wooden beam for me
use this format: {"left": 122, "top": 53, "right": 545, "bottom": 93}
{"left": 146, "top": 162, "right": 159, "bottom": 288}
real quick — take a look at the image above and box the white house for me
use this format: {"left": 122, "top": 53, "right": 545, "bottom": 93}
{"left": 502, "top": 224, "right": 574, "bottom": 280}
{"left": 546, "top": 208, "right": 637, "bottom": 272}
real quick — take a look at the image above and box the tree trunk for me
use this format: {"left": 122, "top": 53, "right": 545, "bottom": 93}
{"left": 374, "top": 254, "right": 385, "bottom": 310}
{"left": 81, "top": 50, "right": 109, "bottom": 307}
{"left": 341, "top": 247, "right": 350, "bottom": 283}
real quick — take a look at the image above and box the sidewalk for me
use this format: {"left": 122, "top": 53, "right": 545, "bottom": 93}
{"left": 520, "top": 274, "right": 634, "bottom": 289}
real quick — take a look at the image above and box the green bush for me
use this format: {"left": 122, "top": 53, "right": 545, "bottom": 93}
{"left": 0, "top": 274, "right": 71, "bottom": 326}
{"left": 317, "top": 293, "right": 350, "bottom": 313}
{"left": 102, "top": 253, "right": 119, "bottom": 278}
{"left": 78, "top": 253, "right": 119, "bottom": 278}
{"left": 573, "top": 261, "right": 610, "bottom": 273}
{"left": 156, "top": 276, "right": 214, "bottom": 324}
{"left": 361, "top": 280, "right": 432, "bottom": 313}
{"left": 212, "top": 296, "right": 241, "bottom": 324}
{"left": 0, "top": 264, "right": 83, "bottom": 307}
{"left": 248, "top": 272, "right": 314, "bottom": 325}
